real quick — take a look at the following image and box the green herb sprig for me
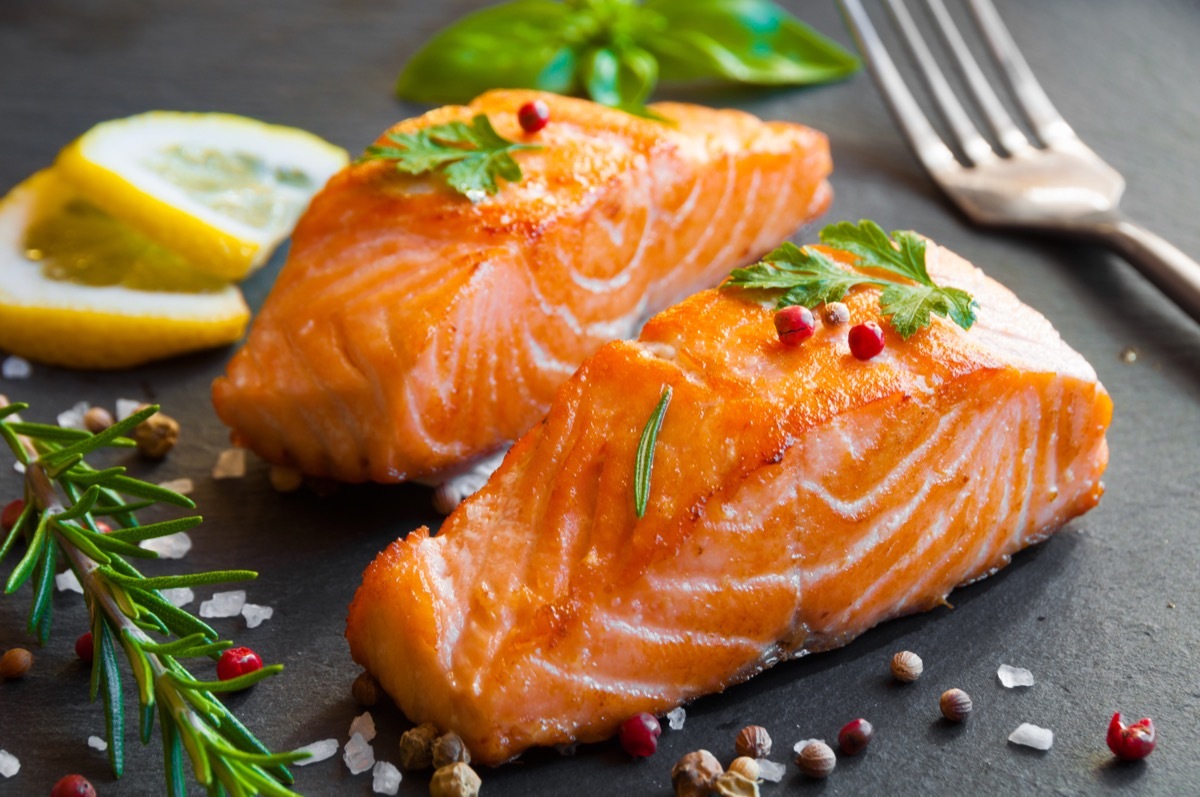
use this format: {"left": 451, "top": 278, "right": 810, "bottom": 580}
{"left": 634, "top": 385, "right": 671, "bottom": 518}
{"left": 360, "top": 113, "right": 540, "bottom": 198}
{"left": 395, "top": 0, "right": 859, "bottom": 114}
{"left": 725, "top": 220, "right": 979, "bottom": 339}
{"left": 0, "top": 398, "right": 305, "bottom": 796}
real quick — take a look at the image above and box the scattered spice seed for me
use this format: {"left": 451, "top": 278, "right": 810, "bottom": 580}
{"left": 75, "top": 632, "right": 94, "bottom": 664}
{"left": 940, "top": 688, "right": 972, "bottom": 722}
{"left": 823, "top": 301, "right": 850, "bottom": 325}
{"left": 430, "top": 761, "right": 481, "bottom": 797}
{"left": 837, "top": 718, "right": 873, "bottom": 755}
{"left": 711, "top": 769, "right": 759, "bottom": 796}
{"left": 796, "top": 740, "right": 836, "bottom": 779}
{"left": 82, "top": 406, "right": 114, "bottom": 434}
{"left": 1118, "top": 346, "right": 1138, "bottom": 364}
{"left": 132, "top": 410, "right": 180, "bottom": 459}
{"left": 432, "top": 731, "right": 471, "bottom": 768}
{"left": 517, "top": 99, "right": 551, "bottom": 133}
{"left": 774, "top": 305, "right": 816, "bottom": 346}
{"left": 671, "top": 750, "right": 723, "bottom": 797}
{"left": 0, "top": 647, "right": 32, "bottom": 680}
{"left": 848, "top": 321, "right": 885, "bottom": 360}
{"left": 734, "top": 725, "right": 772, "bottom": 759}
{"left": 890, "top": 650, "right": 923, "bottom": 682}
{"left": 268, "top": 464, "right": 304, "bottom": 493}
{"left": 50, "top": 774, "right": 96, "bottom": 797}
{"left": 1, "top": 498, "right": 24, "bottom": 532}
{"left": 1107, "top": 713, "right": 1156, "bottom": 761}
{"left": 618, "top": 712, "right": 662, "bottom": 758}
{"left": 398, "top": 722, "right": 440, "bottom": 770}
{"left": 216, "top": 646, "right": 263, "bottom": 682}
{"left": 727, "top": 756, "right": 760, "bottom": 781}
{"left": 351, "top": 671, "right": 381, "bottom": 706}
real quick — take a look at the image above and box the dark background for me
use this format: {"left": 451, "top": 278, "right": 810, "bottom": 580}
{"left": 1, "top": 1, "right": 1198, "bottom": 794}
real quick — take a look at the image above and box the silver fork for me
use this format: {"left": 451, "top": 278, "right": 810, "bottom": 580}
{"left": 839, "top": 0, "right": 1200, "bottom": 325}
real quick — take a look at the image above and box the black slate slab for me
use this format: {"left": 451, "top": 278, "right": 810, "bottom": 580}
{"left": 1, "top": 1, "right": 1198, "bottom": 794}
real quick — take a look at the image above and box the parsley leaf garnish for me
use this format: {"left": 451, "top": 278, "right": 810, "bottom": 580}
{"left": 724, "top": 220, "right": 979, "bottom": 339}
{"left": 360, "top": 114, "right": 540, "bottom": 198}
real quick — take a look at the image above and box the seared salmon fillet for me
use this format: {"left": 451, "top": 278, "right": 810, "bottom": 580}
{"left": 211, "top": 90, "right": 832, "bottom": 483}
{"left": 346, "top": 239, "right": 1111, "bottom": 765}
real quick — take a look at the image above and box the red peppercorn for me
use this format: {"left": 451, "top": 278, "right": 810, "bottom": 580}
{"left": 75, "top": 632, "right": 94, "bottom": 664}
{"left": 517, "top": 100, "right": 550, "bottom": 133}
{"left": 2, "top": 499, "right": 25, "bottom": 532}
{"left": 618, "top": 712, "right": 662, "bottom": 758}
{"left": 50, "top": 774, "right": 96, "bottom": 797}
{"left": 838, "top": 717, "right": 874, "bottom": 755}
{"left": 848, "top": 321, "right": 885, "bottom": 360}
{"left": 774, "top": 305, "right": 816, "bottom": 346}
{"left": 1107, "top": 713, "right": 1156, "bottom": 761}
{"left": 217, "top": 646, "right": 263, "bottom": 682}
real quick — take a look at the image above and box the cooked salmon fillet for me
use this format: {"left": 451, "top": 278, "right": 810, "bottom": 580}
{"left": 346, "top": 239, "right": 1111, "bottom": 765}
{"left": 211, "top": 90, "right": 832, "bottom": 484}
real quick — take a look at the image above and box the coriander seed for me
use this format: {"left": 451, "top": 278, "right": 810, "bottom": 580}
{"left": 940, "top": 688, "right": 972, "bottom": 722}
{"left": 823, "top": 301, "right": 850, "bottom": 325}
{"left": 432, "top": 730, "right": 471, "bottom": 768}
{"left": 0, "top": 647, "right": 32, "bottom": 679}
{"left": 890, "top": 650, "right": 923, "bottom": 682}
{"left": 83, "top": 406, "right": 114, "bottom": 433}
{"left": 351, "top": 671, "right": 381, "bottom": 706}
{"left": 671, "top": 749, "right": 723, "bottom": 797}
{"left": 727, "top": 756, "right": 760, "bottom": 781}
{"left": 796, "top": 740, "right": 836, "bottom": 778}
{"left": 398, "top": 722, "right": 439, "bottom": 770}
{"left": 735, "top": 725, "right": 772, "bottom": 759}
{"left": 133, "top": 410, "right": 179, "bottom": 459}
{"left": 430, "top": 761, "right": 481, "bottom": 797}
{"left": 711, "top": 769, "right": 758, "bottom": 796}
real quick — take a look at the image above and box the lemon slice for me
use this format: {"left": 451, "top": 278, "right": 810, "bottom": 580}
{"left": 0, "top": 170, "right": 250, "bottom": 369}
{"left": 56, "top": 112, "right": 348, "bottom": 281}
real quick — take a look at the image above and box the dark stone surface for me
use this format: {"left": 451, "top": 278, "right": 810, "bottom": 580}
{"left": 1, "top": 1, "right": 1198, "bottom": 794}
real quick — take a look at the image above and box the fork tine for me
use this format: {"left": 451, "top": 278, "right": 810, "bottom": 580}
{"left": 967, "top": 0, "right": 1076, "bottom": 147}
{"left": 924, "top": 0, "right": 1030, "bottom": 156}
{"left": 883, "top": 0, "right": 996, "bottom": 166}
{"left": 838, "top": 0, "right": 958, "bottom": 176}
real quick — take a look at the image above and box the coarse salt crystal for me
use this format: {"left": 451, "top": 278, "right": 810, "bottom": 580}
{"left": 13, "top": 461, "right": 25, "bottom": 474}
{"left": 1008, "top": 723, "right": 1054, "bottom": 750}
{"left": 160, "top": 587, "right": 194, "bottom": 607}
{"left": 2, "top": 356, "right": 31, "bottom": 380}
{"left": 371, "top": 760, "right": 401, "bottom": 794}
{"left": 998, "top": 663, "right": 1035, "bottom": 688}
{"left": 140, "top": 531, "right": 192, "bottom": 559}
{"left": 157, "top": 477, "right": 194, "bottom": 496}
{"left": 242, "top": 603, "right": 274, "bottom": 629}
{"left": 0, "top": 749, "right": 18, "bottom": 778}
{"left": 756, "top": 759, "right": 786, "bottom": 783}
{"left": 343, "top": 732, "right": 375, "bottom": 775}
{"left": 115, "top": 398, "right": 142, "bottom": 421}
{"left": 665, "top": 707, "right": 686, "bottom": 731}
{"left": 199, "top": 590, "right": 246, "bottom": 618}
{"left": 349, "top": 711, "right": 377, "bottom": 743}
{"left": 294, "top": 739, "right": 338, "bottom": 766}
{"left": 88, "top": 736, "right": 107, "bottom": 752}
{"left": 212, "top": 448, "right": 247, "bottom": 479}
{"left": 55, "top": 569, "right": 83, "bottom": 594}
{"left": 57, "top": 401, "right": 90, "bottom": 430}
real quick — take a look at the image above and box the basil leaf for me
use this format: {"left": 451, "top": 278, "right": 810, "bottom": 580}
{"left": 582, "top": 45, "right": 659, "bottom": 111}
{"left": 581, "top": 47, "right": 622, "bottom": 107}
{"left": 396, "top": 0, "right": 582, "bottom": 104}
{"left": 641, "top": 0, "right": 858, "bottom": 85}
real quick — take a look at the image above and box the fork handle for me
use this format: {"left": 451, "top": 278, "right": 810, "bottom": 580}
{"left": 1094, "top": 216, "right": 1200, "bottom": 326}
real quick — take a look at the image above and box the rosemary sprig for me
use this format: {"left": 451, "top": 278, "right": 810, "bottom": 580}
{"left": 634, "top": 385, "right": 672, "bottom": 518}
{"left": 0, "top": 396, "right": 306, "bottom": 796}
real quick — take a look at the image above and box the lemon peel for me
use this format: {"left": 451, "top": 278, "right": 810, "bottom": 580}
{"left": 0, "top": 170, "right": 250, "bottom": 370}
{"left": 56, "top": 111, "right": 348, "bottom": 281}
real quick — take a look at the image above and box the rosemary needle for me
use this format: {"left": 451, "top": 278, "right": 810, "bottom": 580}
{"left": 634, "top": 385, "right": 673, "bottom": 519}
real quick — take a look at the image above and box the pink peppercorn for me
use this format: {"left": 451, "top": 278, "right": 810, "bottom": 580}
{"left": 774, "top": 305, "right": 816, "bottom": 346}
{"left": 50, "top": 774, "right": 96, "bottom": 797}
{"left": 1107, "top": 713, "right": 1156, "bottom": 761}
{"left": 518, "top": 100, "right": 551, "bottom": 133}
{"left": 2, "top": 499, "right": 24, "bottom": 532}
{"left": 217, "top": 646, "right": 263, "bottom": 682}
{"left": 848, "top": 321, "right": 885, "bottom": 360}
{"left": 619, "top": 712, "right": 662, "bottom": 757}
{"left": 75, "top": 632, "right": 94, "bottom": 664}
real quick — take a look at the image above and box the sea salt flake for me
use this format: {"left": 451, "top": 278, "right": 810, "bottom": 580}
{"left": 0, "top": 749, "right": 18, "bottom": 777}
{"left": 756, "top": 759, "right": 786, "bottom": 783}
{"left": 371, "top": 760, "right": 401, "bottom": 795}
{"left": 1009, "top": 723, "right": 1054, "bottom": 750}
{"left": 294, "top": 739, "right": 338, "bottom": 766}
{"left": 212, "top": 448, "right": 247, "bottom": 479}
{"left": 349, "top": 711, "right": 377, "bottom": 743}
{"left": 157, "top": 477, "right": 194, "bottom": 496}
{"left": 13, "top": 461, "right": 25, "bottom": 474}
{"left": 88, "top": 736, "right": 107, "bottom": 752}
{"left": 343, "top": 732, "right": 375, "bottom": 775}
{"left": 55, "top": 569, "right": 83, "bottom": 594}
{"left": 2, "top": 355, "right": 31, "bottom": 379}
{"left": 116, "top": 398, "right": 142, "bottom": 421}
{"left": 665, "top": 707, "right": 686, "bottom": 730}
{"left": 242, "top": 603, "right": 274, "bottom": 629}
{"left": 160, "top": 587, "right": 194, "bottom": 607}
{"left": 998, "top": 664, "right": 1035, "bottom": 688}
{"left": 199, "top": 590, "right": 246, "bottom": 618}
{"left": 140, "top": 531, "right": 192, "bottom": 559}
{"left": 57, "top": 401, "right": 90, "bottom": 430}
